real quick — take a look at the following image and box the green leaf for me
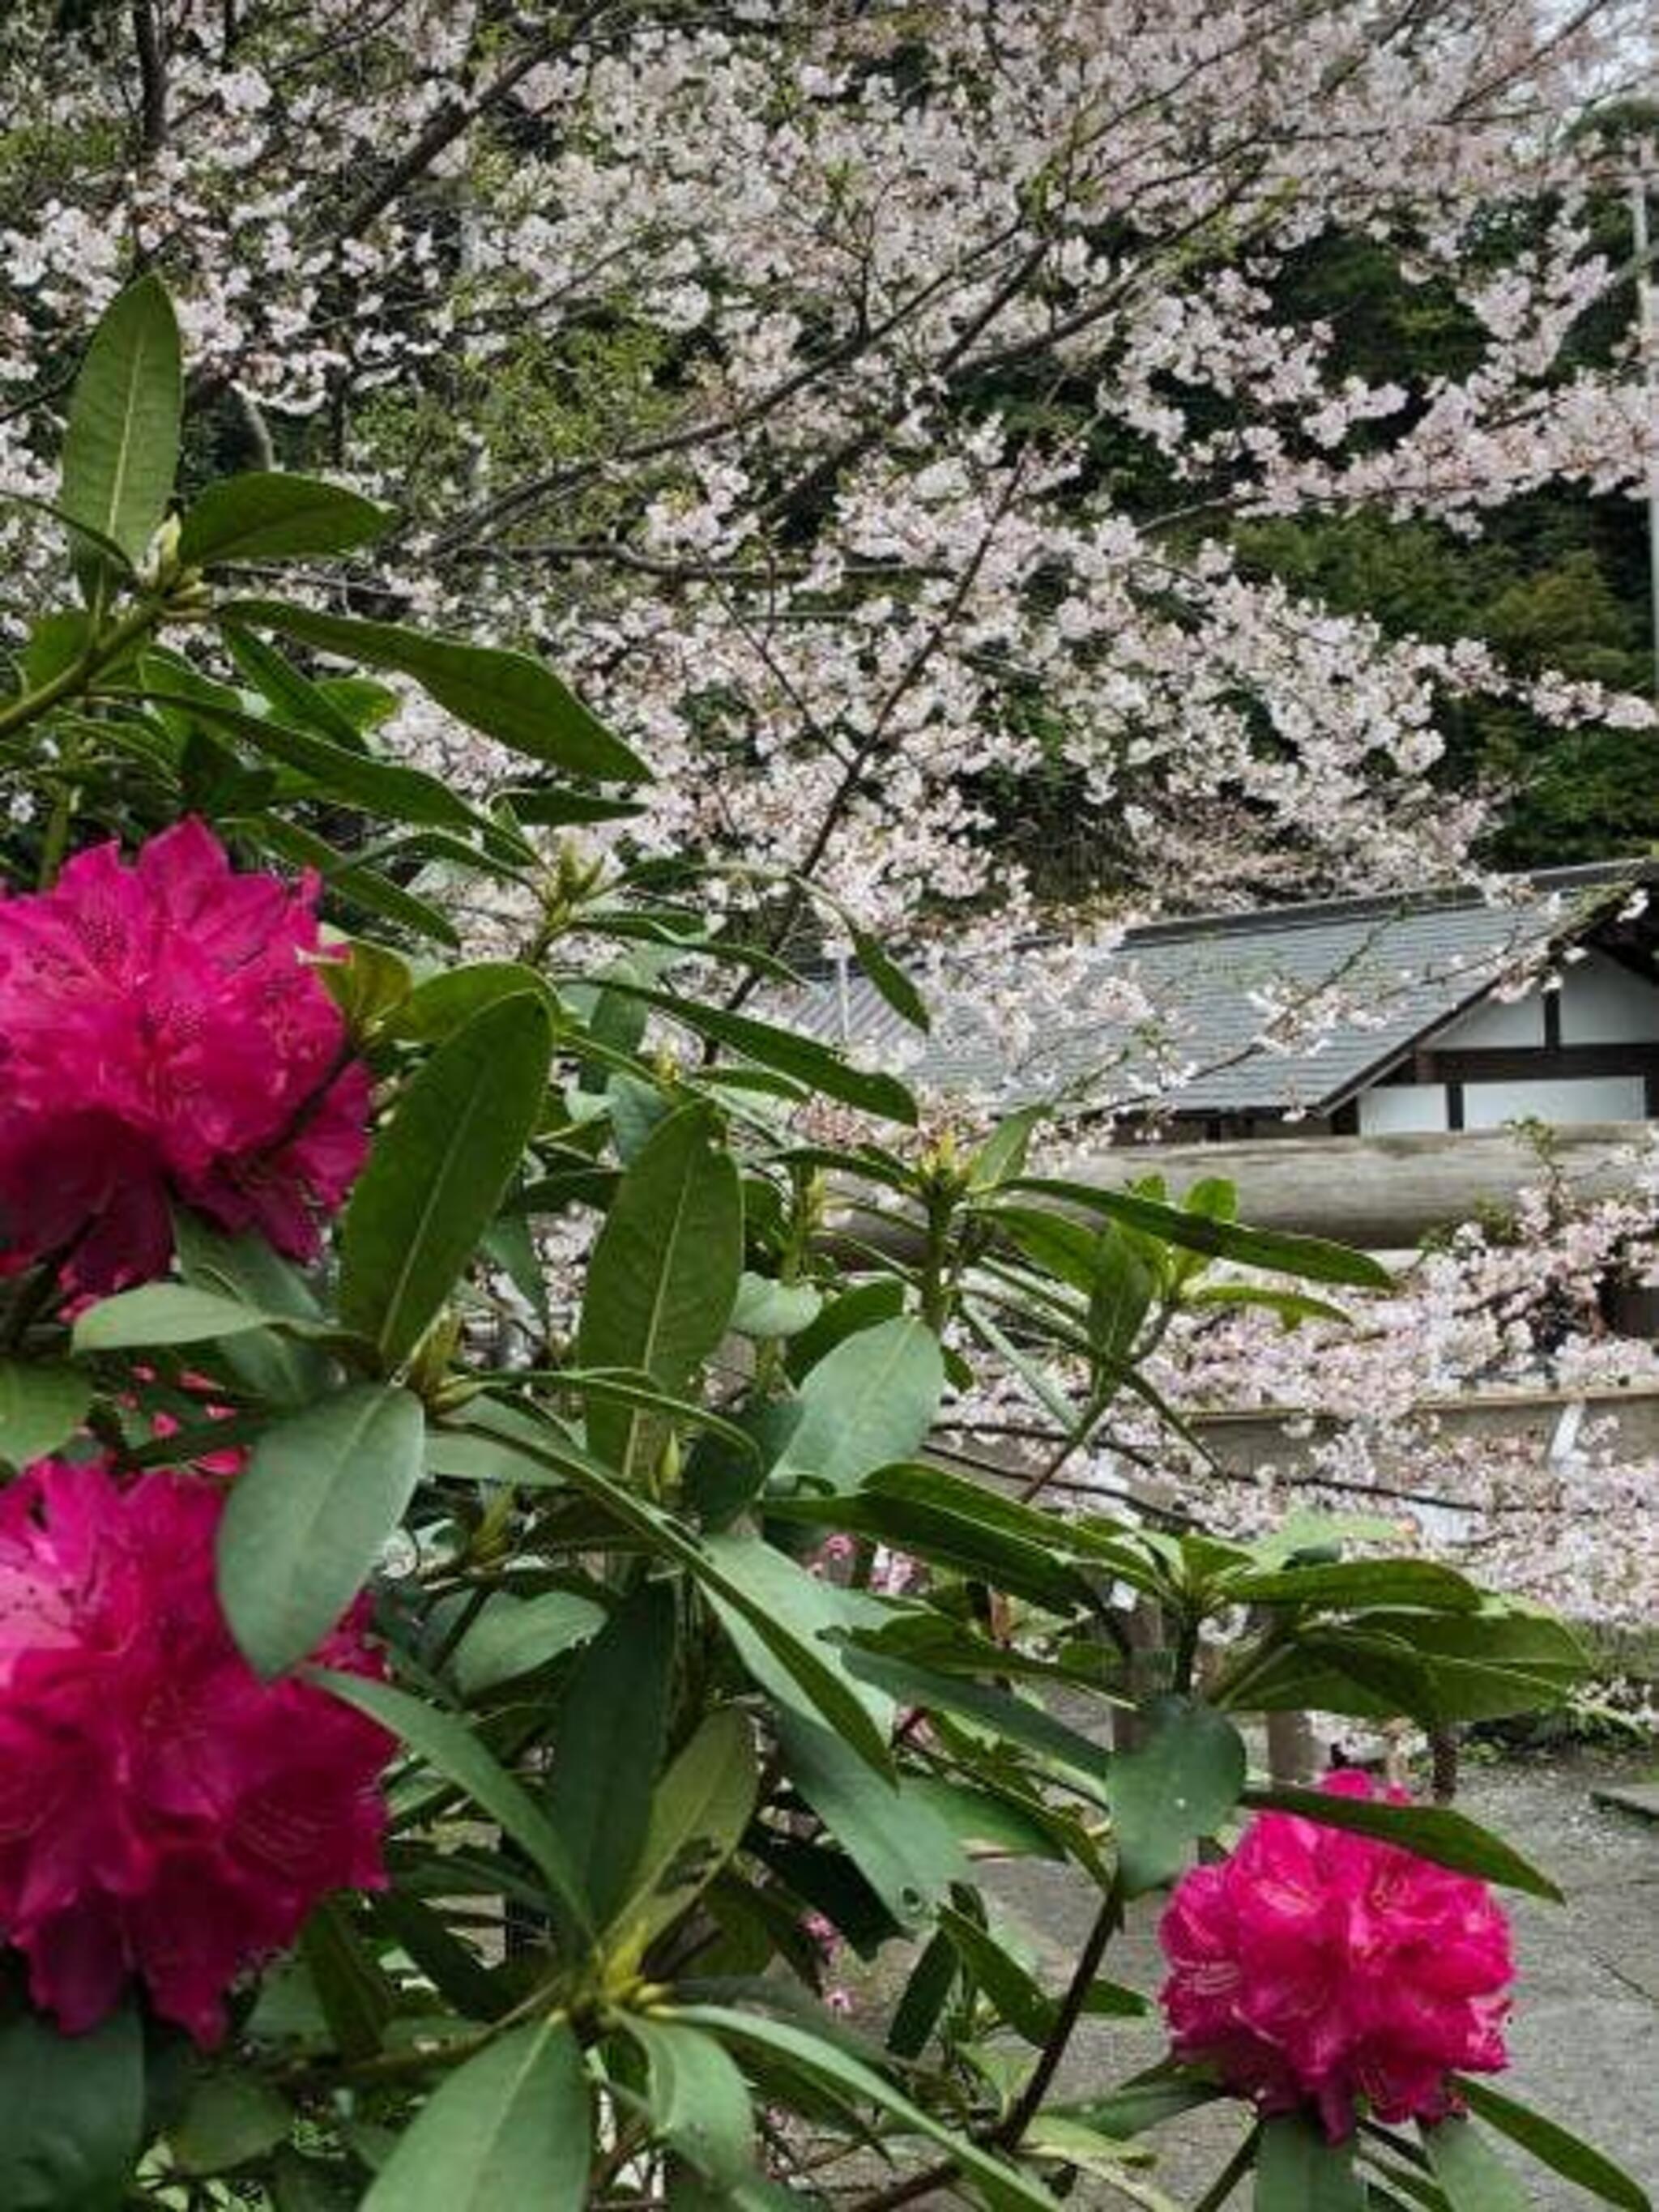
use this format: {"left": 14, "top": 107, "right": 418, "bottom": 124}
{"left": 1107, "top": 1698, "right": 1247, "bottom": 1896}
{"left": 1256, "top": 2113, "right": 1366, "bottom": 2212}
{"left": 731, "top": 1273, "right": 824, "bottom": 1339}
{"left": 299, "top": 1897, "right": 394, "bottom": 2062}
{"left": 1239, "top": 1785, "right": 1563, "bottom": 1900}
{"left": 778, "top": 1708, "right": 966, "bottom": 1929}
{"left": 140, "top": 687, "right": 488, "bottom": 833}
{"left": 1058, "top": 2073, "right": 1226, "bottom": 2139}
{"left": 848, "top": 926, "right": 930, "bottom": 1032}
{"left": 697, "top": 1531, "right": 893, "bottom": 1773}
{"left": 61, "top": 272, "right": 181, "bottom": 586}
{"left": 1422, "top": 2120, "right": 1530, "bottom": 2212}
{"left": 72, "top": 1282, "right": 288, "bottom": 1351}
{"left": 0, "top": 1361, "right": 92, "bottom": 1467}
{"left": 217, "top": 1384, "right": 424, "bottom": 1677}
{"left": 0, "top": 1994, "right": 143, "bottom": 2211}
{"left": 173, "top": 1209, "right": 331, "bottom": 1407}
{"left": 546, "top": 1582, "right": 676, "bottom": 1928}
{"left": 766, "top": 1464, "right": 1098, "bottom": 1617}
{"left": 360, "top": 2018, "right": 590, "bottom": 2212}
{"left": 1187, "top": 1284, "right": 1350, "bottom": 1328}
{"left": 772, "top": 1316, "right": 945, "bottom": 1496}
{"left": 999, "top": 1181, "right": 1393, "bottom": 1290}
{"left": 937, "top": 1907, "right": 1056, "bottom": 2043}
{"left": 1452, "top": 2079, "right": 1651, "bottom": 2212}
{"left": 454, "top": 1591, "right": 607, "bottom": 1698}
{"left": 967, "top": 1106, "right": 1048, "bottom": 1193}
{"left": 243, "top": 814, "right": 460, "bottom": 945}
{"left": 601, "top": 982, "right": 919, "bottom": 1124}
{"left": 340, "top": 992, "right": 553, "bottom": 1366}
{"left": 222, "top": 622, "right": 374, "bottom": 748}
{"left": 1224, "top": 1561, "right": 1482, "bottom": 1613}
{"left": 178, "top": 472, "right": 390, "bottom": 566}
{"left": 618, "top": 1707, "right": 759, "bottom": 1949}
{"left": 317, "top": 1672, "right": 593, "bottom": 1940}
{"left": 664, "top": 2005, "right": 1063, "bottom": 2211}
{"left": 842, "top": 1647, "right": 1107, "bottom": 1791}
{"left": 625, "top": 2016, "right": 757, "bottom": 2189}
{"left": 575, "top": 1106, "right": 743, "bottom": 1475}
{"left": 170, "top": 2074, "right": 292, "bottom": 2175}
{"left": 222, "top": 598, "right": 648, "bottom": 782}
{"left": 786, "top": 1279, "right": 906, "bottom": 1379}
{"left": 387, "top": 962, "right": 554, "bottom": 1043}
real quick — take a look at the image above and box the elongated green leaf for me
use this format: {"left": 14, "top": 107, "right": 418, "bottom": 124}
{"left": 849, "top": 927, "right": 930, "bottom": 1032}
{"left": 317, "top": 1672, "right": 593, "bottom": 1938}
{"left": 1225, "top": 1560, "right": 1481, "bottom": 1612}
{"left": 665, "top": 2005, "right": 1063, "bottom": 2211}
{"left": 1423, "top": 2120, "right": 1530, "bottom": 2212}
{"left": 599, "top": 983, "right": 919, "bottom": 1124}
{"left": 618, "top": 1707, "right": 759, "bottom": 1948}
{"left": 341, "top": 992, "right": 553, "bottom": 1366}
{"left": 173, "top": 1208, "right": 331, "bottom": 1407}
{"left": 222, "top": 622, "right": 373, "bottom": 747}
{"left": 243, "top": 814, "right": 460, "bottom": 944}
{"left": 1059, "top": 2073, "right": 1226, "bottom": 2140}
{"left": 575, "top": 1106, "right": 742, "bottom": 1475}
{"left": 546, "top": 1582, "right": 676, "bottom": 1928}
{"left": 62, "top": 271, "right": 181, "bottom": 586}
{"left": 1240, "top": 1785, "right": 1563, "bottom": 1900}
{"left": 998, "top": 1181, "right": 1392, "bottom": 1290}
{"left": 787, "top": 1279, "right": 906, "bottom": 1380}
{"left": 1452, "top": 2080, "right": 1651, "bottom": 2212}
{"left": 937, "top": 1907, "right": 1056, "bottom": 2043}
{"left": 842, "top": 1647, "right": 1107, "bottom": 1791}
{"left": 223, "top": 597, "right": 647, "bottom": 781}
{"left": 218, "top": 1384, "right": 424, "bottom": 1677}
{"left": 0, "top": 1360, "right": 92, "bottom": 1467}
{"left": 773, "top": 1316, "right": 944, "bottom": 1496}
{"left": 178, "top": 472, "right": 390, "bottom": 566}
{"left": 142, "top": 687, "right": 488, "bottom": 832}
{"left": 0, "top": 1995, "right": 143, "bottom": 2211}
{"left": 387, "top": 962, "right": 554, "bottom": 1043}
{"left": 454, "top": 1591, "right": 606, "bottom": 1699}
{"left": 72, "top": 1282, "right": 287, "bottom": 1351}
{"left": 1256, "top": 2112, "right": 1365, "bottom": 2212}
{"left": 625, "top": 2017, "right": 757, "bottom": 2190}
{"left": 1107, "top": 1698, "right": 1247, "bottom": 1896}
{"left": 300, "top": 1895, "right": 394, "bottom": 2061}
{"left": 778, "top": 1709, "right": 966, "bottom": 1929}
{"left": 360, "top": 2018, "right": 590, "bottom": 2212}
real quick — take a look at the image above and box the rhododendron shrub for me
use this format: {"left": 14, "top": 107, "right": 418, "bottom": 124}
{"left": 0, "top": 1457, "right": 390, "bottom": 2044}
{"left": 0, "top": 271, "right": 1643, "bottom": 2212}
{"left": 1161, "top": 1773, "right": 1513, "bottom": 2141}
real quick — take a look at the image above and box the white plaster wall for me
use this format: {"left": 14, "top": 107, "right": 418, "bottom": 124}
{"left": 1462, "top": 1075, "right": 1646, "bottom": 1128}
{"left": 1357, "top": 1085, "right": 1451, "bottom": 1135}
{"left": 1559, "top": 950, "right": 1659, "bottom": 1044}
{"left": 1434, "top": 991, "right": 1543, "bottom": 1048}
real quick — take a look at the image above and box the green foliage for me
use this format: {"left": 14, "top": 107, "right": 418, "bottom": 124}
{"left": 0, "top": 271, "right": 1638, "bottom": 2212}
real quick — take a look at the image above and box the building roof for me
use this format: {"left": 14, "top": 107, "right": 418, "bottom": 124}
{"left": 787, "top": 863, "right": 1654, "bottom": 1118}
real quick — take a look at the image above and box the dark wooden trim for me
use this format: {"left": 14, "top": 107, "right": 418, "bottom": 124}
{"left": 1542, "top": 990, "right": 1563, "bottom": 1051}
{"left": 1414, "top": 1042, "right": 1659, "bottom": 1084}
{"left": 1446, "top": 1080, "right": 1465, "bottom": 1132}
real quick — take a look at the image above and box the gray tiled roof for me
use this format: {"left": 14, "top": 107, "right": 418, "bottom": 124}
{"left": 785, "top": 863, "right": 1650, "bottom": 1116}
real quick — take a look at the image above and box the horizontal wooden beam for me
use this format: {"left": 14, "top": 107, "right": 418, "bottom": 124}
{"left": 1060, "top": 1120, "right": 1653, "bottom": 1249}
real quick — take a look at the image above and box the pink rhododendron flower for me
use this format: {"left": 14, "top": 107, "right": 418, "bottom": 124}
{"left": 1158, "top": 1771, "right": 1512, "bottom": 2140}
{"left": 0, "top": 819, "right": 372, "bottom": 1292}
{"left": 0, "top": 1457, "right": 392, "bottom": 2043}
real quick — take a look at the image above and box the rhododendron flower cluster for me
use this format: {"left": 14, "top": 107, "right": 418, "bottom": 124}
{"left": 0, "top": 820, "right": 371, "bottom": 1292}
{"left": 0, "top": 1457, "right": 391, "bottom": 2043}
{"left": 1158, "top": 1772, "right": 1512, "bottom": 2139}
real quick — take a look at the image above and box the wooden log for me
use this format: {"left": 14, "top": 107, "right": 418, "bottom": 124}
{"left": 1059, "top": 1121, "right": 1652, "bottom": 1250}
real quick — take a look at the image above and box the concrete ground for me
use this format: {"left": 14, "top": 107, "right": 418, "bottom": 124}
{"left": 845, "top": 1750, "right": 1659, "bottom": 2207}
